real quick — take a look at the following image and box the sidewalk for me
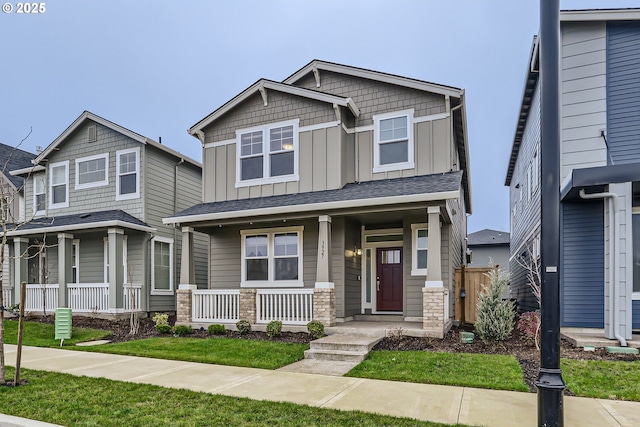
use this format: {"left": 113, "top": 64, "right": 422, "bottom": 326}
{"left": 4, "top": 344, "right": 640, "bottom": 427}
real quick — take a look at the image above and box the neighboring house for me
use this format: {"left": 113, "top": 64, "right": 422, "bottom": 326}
{"left": 1, "top": 143, "right": 36, "bottom": 304}
{"left": 165, "top": 60, "right": 471, "bottom": 338}
{"left": 467, "top": 229, "right": 510, "bottom": 271}
{"left": 6, "top": 111, "right": 207, "bottom": 314}
{"left": 505, "top": 9, "right": 640, "bottom": 343}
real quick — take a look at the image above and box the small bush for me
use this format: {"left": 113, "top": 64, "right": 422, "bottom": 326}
{"left": 208, "top": 324, "right": 226, "bottom": 335}
{"left": 517, "top": 311, "right": 541, "bottom": 348}
{"left": 173, "top": 325, "right": 194, "bottom": 337}
{"left": 236, "top": 319, "right": 252, "bottom": 335}
{"left": 266, "top": 320, "right": 282, "bottom": 337}
{"left": 152, "top": 313, "right": 169, "bottom": 327}
{"left": 307, "top": 320, "right": 325, "bottom": 339}
{"left": 156, "top": 324, "right": 171, "bottom": 334}
{"left": 474, "top": 267, "right": 515, "bottom": 342}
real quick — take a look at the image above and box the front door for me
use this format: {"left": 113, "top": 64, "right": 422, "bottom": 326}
{"left": 376, "top": 247, "right": 403, "bottom": 311}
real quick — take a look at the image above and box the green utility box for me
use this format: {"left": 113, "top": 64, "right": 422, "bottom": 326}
{"left": 55, "top": 308, "right": 72, "bottom": 345}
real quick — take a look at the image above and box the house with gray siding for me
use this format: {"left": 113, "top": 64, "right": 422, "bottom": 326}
{"left": 506, "top": 9, "right": 640, "bottom": 345}
{"left": 6, "top": 111, "right": 206, "bottom": 315}
{"left": 165, "top": 60, "right": 471, "bottom": 338}
{"left": 467, "top": 229, "right": 510, "bottom": 271}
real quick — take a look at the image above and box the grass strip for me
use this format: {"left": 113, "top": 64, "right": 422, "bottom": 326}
{"left": 561, "top": 359, "right": 640, "bottom": 401}
{"left": 0, "top": 368, "right": 473, "bottom": 427}
{"left": 3, "top": 320, "right": 111, "bottom": 346}
{"left": 347, "top": 350, "right": 529, "bottom": 392}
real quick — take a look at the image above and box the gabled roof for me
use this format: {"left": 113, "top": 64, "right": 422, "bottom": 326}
{"left": 165, "top": 171, "right": 463, "bottom": 225}
{"left": 188, "top": 79, "right": 359, "bottom": 138}
{"left": 0, "top": 142, "right": 36, "bottom": 189}
{"left": 467, "top": 229, "right": 510, "bottom": 246}
{"left": 27, "top": 111, "right": 200, "bottom": 170}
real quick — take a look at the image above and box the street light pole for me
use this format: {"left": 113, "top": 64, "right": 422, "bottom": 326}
{"left": 537, "top": 0, "right": 566, "bottom": 426}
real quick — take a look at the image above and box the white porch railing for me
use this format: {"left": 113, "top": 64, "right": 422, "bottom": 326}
{"left": 67, "top": 283, "right": 109, "bottom": 312}
{"left": 123, "top": 284, "right": 142, "bottom": 312}
{"left": 256, "top": 288, "right": 313, "bottom": 325}
{"left": 2, "top": 287, "right": 12, "bottom": 307}
{"left": 25, "top": 284, "right": 59, "bottom": 312}
{"left": 192, "top": 289, "right": 240, "bottom": 323}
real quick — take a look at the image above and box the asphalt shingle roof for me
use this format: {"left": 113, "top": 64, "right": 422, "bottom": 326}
{"left": 467, "top": 228, "right": 510, "bottom": 246}
{"left": 170, "top": 171, "right": 463, "bottom": 219}
{"left": 14, "top": 210, "right": 150, "bottom": 232}
{"left": 0, "top": 143, "right": 36, "bottom": 188}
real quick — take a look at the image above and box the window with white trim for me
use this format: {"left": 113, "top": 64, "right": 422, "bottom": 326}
{"left": 49, "top": 161, "right": 69, "bottom": 209}
{"left": 236, "top": 119, "right": 299, "bottom": 187}
{"left": 533, "top": 144, "right": 540, "bottom": 191}
{"left": 373, "top": 109, "right": 414, "bottom": 173}
{"left": 152, "top": 237, "right": 173, "bottom": 294}
{"left": 33, "top": 175, "right": 46, "bottom": 215}
{"left": 411, "top": 224, "right": 428, "bottom": 276}
{"left": 116, "top": 148, "right": 140, "bottom": 200}
{"left": 72, "top": 240, "right": 79, "bottom": 283}
{"left": 76, "top": 153, "right": 108, "bottom": 189}
{"left": 241, "top": 226, "right": 303, "bottom": 287}
{"left": 527, "top": 163, "right": 532, "bottom": 202}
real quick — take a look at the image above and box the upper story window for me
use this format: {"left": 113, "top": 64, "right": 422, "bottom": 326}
{"left": 373, "top": 109, "right": 415, "bottom": 173}
{"left": 75, "top": 153, "right": 109, "bottom": 190}
{"left": 411, "top": 224, "right": 428, "bottom": 276}
{"left": 49, "top": 161, "right": 69, "bottom": 209}
{"left": 236, "top": 119, "right": 299, "bottom": 187}
{"left": 116, "top": 148, "right": 140, "bottom": 201}
{"left": 34, "top": 175, "right": 46, "bottom": 216}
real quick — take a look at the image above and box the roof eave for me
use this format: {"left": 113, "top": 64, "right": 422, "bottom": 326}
{"left": 7, "top": 220, "right": 156, "bottom": 237}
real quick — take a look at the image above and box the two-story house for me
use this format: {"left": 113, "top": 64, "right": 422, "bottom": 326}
{"left": 506, "top": 9, "right": 640, "bottom": 345}
{"left": 165, "top": 60, "right": 471, "bottom": 338}
{"left": 7, "top": 111, "right": 207, "bottom": 315}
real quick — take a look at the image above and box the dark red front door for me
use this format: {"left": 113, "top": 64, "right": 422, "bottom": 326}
{"left": 376, "top": 247, "right": 403, "bottom": 311}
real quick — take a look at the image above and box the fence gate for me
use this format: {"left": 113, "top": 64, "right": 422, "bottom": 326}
{"left": 454, "top": 266, "right": 495, "bottom": 324}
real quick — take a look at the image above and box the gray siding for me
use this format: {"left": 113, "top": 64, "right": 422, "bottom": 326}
{"left": 343, "top": 218, "right": 361, "bottom": 317}
{"left": 469, "top": 246, "right": 509, "bottom": 271}
{"left": 607, "top": 22, "right": 640, "bottom": 164}
{"left": 633, "top": 301, "right": 640, "bottom": 329}
{"left": 561, "top": 201, "right": 605, "bottom": 328}
{"left": 77, "top": 233, "right": 105, "bottom": 283}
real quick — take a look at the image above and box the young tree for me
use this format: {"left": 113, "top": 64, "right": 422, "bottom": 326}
{"left": 515, "top": 242, "right": 542, "bottom": 349}
{"left": 474, "top": 265, "right": 516, "bottom": 342}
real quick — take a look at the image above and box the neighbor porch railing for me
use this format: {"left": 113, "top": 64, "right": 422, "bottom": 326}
{"left": 192, "top": 289, "right": 240, "bottom": 323}
{"left": 2, "top": 287, "right": 12, "bottom": 307}
{"left": 256, "top": 288, "right": 313, "bottom": 325}
{"left": 24, "top": 283, "right": 141, "bottom": 313}
{"left": 67, "top": 283, "right": 109, "bottom": 312}
{"left": 123, "top": 284, "right": 142, "bottom": 311}
{"left": 25, "top": 283, "right": 59, "bottom": 312}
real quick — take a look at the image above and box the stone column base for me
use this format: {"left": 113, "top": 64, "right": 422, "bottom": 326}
{"left": 422, "top": 287, "right": 452, "bottom": 339}
{"left": 313, "top": 287, "right": 335, "bottom": 327}
{"left": 176, "top": 287, "right": 193, "bottom": 325}
{"left": 239, "top": 289, "right": 257, "bottom": 324}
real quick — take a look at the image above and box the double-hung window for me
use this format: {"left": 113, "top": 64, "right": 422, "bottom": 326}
{"left": 241, "top": 227, "right": 303, "bottom": 287}
{"left": 151, "top": 237, "right": 173, "bottom": 294}
{"left": 373, "top": 109, "right": 414, "bottom": 173}
{"left": 34, "top": 175, "right": 46, "bottom": 215}
{"left": 49, "top": 161, "right": 69, "bottom": 209}
{"left": 116, "top": 148, "right": 140, "bottom": 200}
{"left": 76, "top": 153, "right": 108, "bottom": 190}
{"left": 236, "top": 119, "right": 298, "bottom": 187}
{"left": 411, "top": 224, "right": 428, "bottom": 276}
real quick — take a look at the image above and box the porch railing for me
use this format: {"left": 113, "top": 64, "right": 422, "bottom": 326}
{"left": 192, "top": 289, "right": 240, "bottom": 323}
{"left": 256, "top": 288, "right": 313, "bottom": 325}
{"left": 25, "top": 284, "right": 59, "bottom": 312}
{"left": 24, "top": 283, "right": 141, "bottom": 313}
{"left": 2, "top": 287, "right": 12, "bottom": 307}
{"left": 67, "top": 283, "right": 109, "bottom": 312}
{"left": 123, "top": 284, "right": 142, "bottom": 312}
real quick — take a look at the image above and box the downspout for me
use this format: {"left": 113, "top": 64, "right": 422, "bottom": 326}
{"left": 579, "top": 189, "right": 626, "bottom": 346}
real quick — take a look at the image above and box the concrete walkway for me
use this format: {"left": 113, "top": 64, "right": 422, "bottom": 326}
{"left": 4, "top": 344, "right": 640, "bottom": 427}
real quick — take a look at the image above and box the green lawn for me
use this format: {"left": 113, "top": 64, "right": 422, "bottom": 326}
{"left": 2, "top": 320, "right": 111, "bottom": 347}
{"left": 75, "top": 336, "right": 309, "bottom": 369}
{"left": 562, "top": 359, "right": 640, "bottom": 401}
{"left": 0, "top": 368, "right": 473, "bottom": 427}
{"left": 347, "top": 351, "right": 529, "bottom": 392}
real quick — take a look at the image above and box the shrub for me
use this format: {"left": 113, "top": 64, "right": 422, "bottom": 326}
{"left": 173, "top": 325, "right": 194, "bottom": 337}
{"left": 208, "top": 324, "right": 226, "bottom": 335}
{"left": 474, "top": 267, "right": 515, "bottom": 342}
{"left": 152, "top": 313, "right": 169, "bottom": 327}
{"left": 307, "top": 320, "right": 325, "bottom": 339}
{"left": 236, "top": 319, "right": 252, "bottom": 335}
{"left": 156, "top": 324, "right": 171, "bottom": 334}
{"left": 517, "top": 311, "right": 541, "bottom": 349}
{"left": 266, "top": 320, "right": 282, "bottom": 337}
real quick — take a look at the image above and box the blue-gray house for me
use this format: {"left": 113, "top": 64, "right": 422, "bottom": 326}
{"left": 506, "top": 8, "right": 640, "bottom": 345}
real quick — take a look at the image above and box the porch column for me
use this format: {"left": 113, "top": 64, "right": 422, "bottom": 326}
{"left": 179, "top": 226, "right": 195, "bottom": 287}
{"left": 314, "top": 215, "right": 335, "bottom": 326}
{"left": 423, "top": 206, "right": 450, "bottom": 337}
{"left": 13, "top": 237, "right": 29, "bottom": 304}
{"left": 425, "top": 206, "right": 443, "bottom": 287}
{"left": 108, "top": 228, "right": 124, "bottom": 311}
{"left": 57, "top": 233, "right": 74, "bottom": 308}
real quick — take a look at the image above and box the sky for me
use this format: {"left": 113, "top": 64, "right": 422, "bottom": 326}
{"left": 2, "top": 0, "right": 639, "bottom": 233}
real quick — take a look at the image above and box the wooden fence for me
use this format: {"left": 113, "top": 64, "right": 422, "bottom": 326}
{"left": 454, "top": 266, "right": 495, "bottom": 324}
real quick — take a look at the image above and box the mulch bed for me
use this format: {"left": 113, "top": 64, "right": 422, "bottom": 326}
{"left": 25, "top": 315, "right": 638, "bottom": 393}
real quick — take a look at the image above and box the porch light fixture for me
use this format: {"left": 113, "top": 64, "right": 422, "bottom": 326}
{"left": 354, "top": 245, "right": 362, "bottom": 256}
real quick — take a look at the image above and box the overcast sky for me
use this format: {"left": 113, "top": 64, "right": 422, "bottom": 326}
{"left": 2, "top": 0, "right": 639, "bottom": 233}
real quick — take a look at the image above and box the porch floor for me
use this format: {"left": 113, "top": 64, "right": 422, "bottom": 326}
{"left": 327, "top": 320, "right": 426, "bottom": 338}
{"left": 561, "top": 328, "right": 640, "bottom": 349}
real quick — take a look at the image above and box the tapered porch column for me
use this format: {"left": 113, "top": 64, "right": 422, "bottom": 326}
{"left": 314, "top": 215, "right": 335, "bottom": 326}
{"left": 176, "top": 226, "right": 196, "bottom": 325}
{"left": 108, "top": 228, "right": 124, "bottom": 311}
{"left": 425, "top": 206, "right": 443, "bottom": 287}
{"left": 423, "top": 206, "right": 451, "bottom": 338}
{"left": 57, "top": 233, "right": 74, "bottom": 308}
{"left": 13, "top": 237, "right": 29, "bottom": 304}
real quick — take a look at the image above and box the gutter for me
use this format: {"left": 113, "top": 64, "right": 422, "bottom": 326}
{"left": 579, "top": 189, "right": 626, "bottom": 347}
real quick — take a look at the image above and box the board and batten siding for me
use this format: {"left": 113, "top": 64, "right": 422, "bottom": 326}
{"left": 561, "top": 201, "right": 604, "bottom": 328}
{"left": 606, "top": 21, "right": 640, "bottom": 164}
{"left": 342, "top": 218, "right": 362, "bottom": 318}
{"left": 76, "top": 233, "right": 106, "bottom": 284}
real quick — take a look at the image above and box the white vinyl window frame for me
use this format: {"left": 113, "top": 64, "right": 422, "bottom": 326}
{"left": 633, "top": 207, "right": 640, "bottom": 301}
{"left": 533, "top": 144, "right": 540, "bottom": 191}
{"left": 103, "top": 235, "right": 128, "bottom": 284}
{"left": 75, "top": 153, "right": 109, "bottom": 190}
{"left": 235, "top": 119, "right": 300, "bottom": 188}
{"left": 48, "top": 160, "right": 69, "bottom": 209}
{"left": 115, "top": 147, "right": 140, "bottom": 201}
{"left": 72, "top": 239, "right": 80, "bottom": 284}
{"left": 33, "top": 174, "right": 46, "bottom": 216}
{"left": 240, "top": 226, "right": 304, "bottom": 288}
{"left": 373, "top": 109, "right": 415, "bottom": 173}
{"left": 151, "top": 236, "right": 173, "bottom": 295}
{"left": 411, "top": 223, "right": 428, "bottom": 276}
